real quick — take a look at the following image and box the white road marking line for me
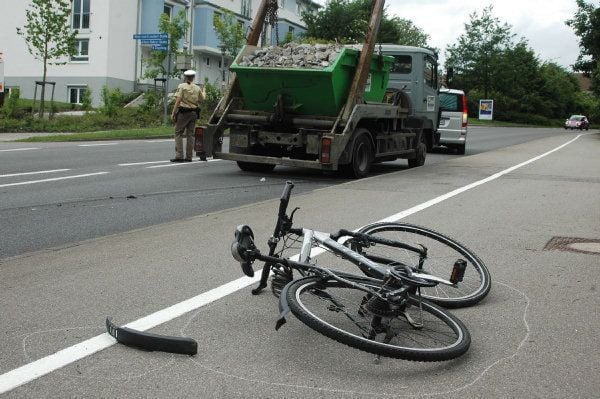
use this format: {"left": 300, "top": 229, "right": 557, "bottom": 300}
{"left": 119, "top": 161, "right": 170, "bottom": 166}
{"left": 144, "top": 139, "right": 173, "bottom": 143}
{"left": 0, "top": 147, "right": 41, "bottom": 152}
{"left": 0, "top": 134, "right": 584, "bottom": 394}
{"left": 0, "top": 172, "right": 109, "bottom": 188}
{"left": 0, "top": 169, "right": 71, "bottom": 178}
{"left": 146, "top": 159, "right": 221, "bottom": 168}
{"left": 78, "top": 143, "right": 118, "bottom": 147}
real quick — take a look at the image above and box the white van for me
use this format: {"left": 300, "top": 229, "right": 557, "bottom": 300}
{"left": 438, "top": 88, "right": 468, "bottom": 154}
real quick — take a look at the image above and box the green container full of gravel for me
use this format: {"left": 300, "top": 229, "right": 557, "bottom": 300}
{"left": 230, "top": 44, "right": 394, "bottom": 117}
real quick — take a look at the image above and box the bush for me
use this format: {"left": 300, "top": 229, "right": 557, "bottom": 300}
{"left": 201, "top": 78, "right": 222, "bottom": 122}
{"left": 101, "top": 86, "right": 123, "bottom": 117}
{"left": 2, "top": 88, "right": 21, "bottom": 119}
{"left": 140, "top": 89, "right": 159, "bottom": 113}
{"left": 0, "top": 108, "right": 162, "bottom": 133}
{"left": 81, "top": 88, "right": 93, "bottom": 111}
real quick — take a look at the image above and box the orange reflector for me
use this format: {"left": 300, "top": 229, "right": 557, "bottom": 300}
{"left": 462, "top": 95, "right": 468, "bottom": 128}
{"left": 194, "top": 126, "right": 205, "bottom": 152}
{"left": 320, "top": 137, "right": 332, "bottom": 164}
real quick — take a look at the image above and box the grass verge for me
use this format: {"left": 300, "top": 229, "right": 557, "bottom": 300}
{"left": 468, "top": 119, "right": 560, "bottom": 128}
{"left": 14, "top": 126, "right": 173, "bottom": 142}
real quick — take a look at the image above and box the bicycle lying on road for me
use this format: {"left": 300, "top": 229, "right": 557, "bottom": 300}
{"left": 231, "top": 182, "right": 491, "bottom": 361}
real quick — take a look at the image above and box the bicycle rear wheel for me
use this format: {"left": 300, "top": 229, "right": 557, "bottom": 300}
{"left": 286, "top": 276, "right": 470, "bottom": 361}
{"left": 355, "top": 222, "right": 491, "bottom": 308}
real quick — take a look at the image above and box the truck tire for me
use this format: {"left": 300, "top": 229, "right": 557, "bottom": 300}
{"left": 236, "top": 162, "right": 276, "bottom": 173}
{"left": 455, "top": 143, "right": 466, "bottom": 155}
{"left": 424, "top": 129, "right": 434, "bottom": 152}
{"left": 340, "top": 129, "right": 373, "bottom": 178}
{"left": 408, "top": 133, "right": 426, "bottom": 168}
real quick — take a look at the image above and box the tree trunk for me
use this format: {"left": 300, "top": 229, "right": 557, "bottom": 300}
{"left": 40, "top": 40, "right": 48, "bottom": 117}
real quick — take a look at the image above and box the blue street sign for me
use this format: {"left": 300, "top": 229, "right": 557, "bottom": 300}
{"left": 133, "top": 33, "right": 168, "bottom": 40}
{"left": 141, "top": 39, "right": 169, "bottom": 45}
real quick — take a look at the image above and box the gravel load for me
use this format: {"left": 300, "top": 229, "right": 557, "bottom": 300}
{"left": 237, "top": 43, "right": 344, "bottom": 69}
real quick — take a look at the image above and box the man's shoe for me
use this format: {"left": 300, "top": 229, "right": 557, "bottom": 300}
{"left": 184, "top": 158, "right": 192, "bottom": 162}
{"left": 170, "top": 158, "right": 184, "bottom": 162}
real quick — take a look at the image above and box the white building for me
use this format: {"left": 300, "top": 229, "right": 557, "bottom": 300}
{"left": 0, "top": 0, "right": 319, "bottom": 106}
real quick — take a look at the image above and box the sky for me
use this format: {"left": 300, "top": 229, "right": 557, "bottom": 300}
{"left": 314, "top": 0, "right": 583, "bottom": 70}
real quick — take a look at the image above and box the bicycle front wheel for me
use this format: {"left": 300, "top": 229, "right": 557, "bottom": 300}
{"left": 355, "top": 222, "right": 491, "bottom": 308}
{"left": 286, "top": 276, "right": 470, "bottom": 361}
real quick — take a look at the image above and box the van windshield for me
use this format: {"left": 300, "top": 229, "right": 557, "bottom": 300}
{"left": 439, "top": 92, "right": 463, "bottom": 112}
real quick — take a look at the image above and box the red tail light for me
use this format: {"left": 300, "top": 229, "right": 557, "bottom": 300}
{"left": 320, "top": 137, "right": 332, "bottom": 164}
{"left": 194, "top": 126, "right": 205, "bottom": 152}
{"left": 462, "top": 95, "right": 468, "bottom": 128}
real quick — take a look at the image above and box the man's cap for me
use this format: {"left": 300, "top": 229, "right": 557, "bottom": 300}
{"left": 183, "top": 70, "right": 196, "bottom": 76}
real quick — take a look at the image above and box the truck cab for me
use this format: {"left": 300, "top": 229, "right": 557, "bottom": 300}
{"left": 379, "top": 45, "right": 440, "bottom": 150}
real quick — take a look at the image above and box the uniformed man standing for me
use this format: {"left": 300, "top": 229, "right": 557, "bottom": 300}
{"left": 170, "top": 70, "right": 205, "bottom": 162}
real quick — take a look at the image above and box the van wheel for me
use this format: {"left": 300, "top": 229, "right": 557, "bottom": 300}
{"left": 340, "top": 129, "right": 373, "bottom": 178}
{"left": 456, "top": 143, "right": 466, "bottom": 155}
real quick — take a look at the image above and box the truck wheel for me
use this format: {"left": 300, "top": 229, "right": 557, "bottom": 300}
{"left": 425, "top": 130, "right": 434, "bottom": 152}
{"left": 455, "top": 143, "right": 466, "bottom": 155}
{"left": 236, "top": 162, "right": 276, "bottom": 173}
{"left": 341, "top": 130, "right": 373, "bottom": 178}
{"left": 408, "top": 134, "right": 426, "bottom": 168}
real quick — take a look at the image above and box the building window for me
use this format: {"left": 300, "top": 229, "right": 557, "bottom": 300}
{"left": 68, "top": 86, "right": 87, "bottom": 104}
{"left": 205, "top": 57, "right": 210, "bottom": 66}
{"left": 163, "top": 4, "right": 172, "bottom": 19}
{"left": 296, "top": 1, "right": 302, "bottom": 15}
{"left": 71, "top": 39, "right": 89, "bottom": 62}
{"left": 280, "top": 0, "right": 286, "bottom": 8}
{"left": 72, "top": 0, "right": 90, "bottom": 30}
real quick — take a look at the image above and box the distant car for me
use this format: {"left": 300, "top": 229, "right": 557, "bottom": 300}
{"left": 564, "top": 115, "right": 589, "bottom": 130}
{"left": 438, "top": 88, "right": 468, "bottom": 154}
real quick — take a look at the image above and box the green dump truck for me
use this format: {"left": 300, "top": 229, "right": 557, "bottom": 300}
{"left": 198, "top": 0, "right": 439, "bottom": 178}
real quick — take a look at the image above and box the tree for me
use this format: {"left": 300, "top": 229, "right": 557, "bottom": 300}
{"left": 445, "top": 5, "right": 514, "bottom": 98}
{"left": 302, "top": 0, "right": 429, "bottom": 46}
{"left": 386, "top": 17, "right": 429, "bottom": 47}
{"left": 566, "top": 0, "right": 600, "bottom": 96}
{"left": 213, "top": 10, "right": 246, "bottom": 57}
{"left": 144, "top": 10, "right": 189, "bottom": 79}
{"left": 16, "top": 0, "right": 77, "bottom": 116}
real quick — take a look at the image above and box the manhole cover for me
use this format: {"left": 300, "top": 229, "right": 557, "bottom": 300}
{"left": 544, "top": 237, "right": 600, "bottom": 255}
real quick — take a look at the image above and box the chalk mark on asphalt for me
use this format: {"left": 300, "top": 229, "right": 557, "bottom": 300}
{"left": 179, "top": 281, "right": 530, "bottom": 398}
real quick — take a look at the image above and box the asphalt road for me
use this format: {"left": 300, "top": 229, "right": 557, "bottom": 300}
{"left": 0, "top": 129, "right": 598, "bottom": 397}
{"left": 0, "top": 126, "right": 575, "bottom": 258}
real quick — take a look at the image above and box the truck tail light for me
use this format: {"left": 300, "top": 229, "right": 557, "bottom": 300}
{"left": 462, "top": 95, "right": 468, "bottom": 128}
{"left": 194, "top": 126, "right": 205, "bottom": 152}
{"left": 320, "top": 137, "right": 332, "bottom": 164}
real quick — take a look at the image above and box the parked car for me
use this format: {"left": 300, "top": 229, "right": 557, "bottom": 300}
{"left": 564, "top": 115, "right": 589, "bottom": 130}
{"left": 438, "top": 88, "right": 467, "bottom": 154}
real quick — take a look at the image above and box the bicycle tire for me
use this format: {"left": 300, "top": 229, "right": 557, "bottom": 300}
{"left": 354, "top": 222, "right": 491, "bottom": 308}
{"left": 286, "top": 276, "right": 470, "bottom": 361}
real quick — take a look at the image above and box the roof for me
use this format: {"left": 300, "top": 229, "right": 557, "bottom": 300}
{"left": 439, "top": 88, "right": 465, "bottom": 95}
